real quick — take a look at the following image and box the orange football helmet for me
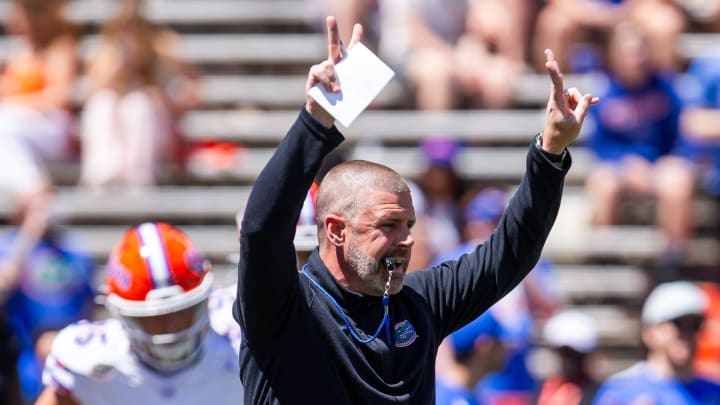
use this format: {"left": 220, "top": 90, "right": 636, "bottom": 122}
{"left": 105, "top": 222, "right": 214, "bottom": 372}
{"left": 295, "top": 182, "right": 319, "bottom": 252}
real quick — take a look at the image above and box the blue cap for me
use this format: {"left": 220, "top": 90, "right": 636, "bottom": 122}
{"left": 421, "top": 137, "right": 461, "bottom": 167}
{"left": 449, "top": 312, "right": 504, "bottom": 356}
{"left": 464, "top": 188, "right": 506, "bottom": 223}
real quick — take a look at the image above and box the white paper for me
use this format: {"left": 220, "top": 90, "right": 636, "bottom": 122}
{"left": 308, "top": 42, "right": 395, "bottom": 127}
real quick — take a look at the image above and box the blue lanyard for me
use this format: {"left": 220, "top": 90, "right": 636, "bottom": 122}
{"left": 300, "top": 264, "right": 392, "bottom": 345}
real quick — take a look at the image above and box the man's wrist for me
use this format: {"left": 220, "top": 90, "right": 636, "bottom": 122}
{"left": 535, "top": 132, "right": 567, "bottom": 167}
{"left": 305, "top": 104, "right": 334, "bottom": 128}
{"left": 537, "top": 130, "right": 565, "bottom": 155}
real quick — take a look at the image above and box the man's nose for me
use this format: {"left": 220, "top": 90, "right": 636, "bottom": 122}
{"left": 398, "top": 227, "right": 414, "bottom": 248}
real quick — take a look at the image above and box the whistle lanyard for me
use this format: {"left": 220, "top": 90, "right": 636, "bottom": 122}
{"left": 300, "top": 264, "right": 392, "bottom": 345}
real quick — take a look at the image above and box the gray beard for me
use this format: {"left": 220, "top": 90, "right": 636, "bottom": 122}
{"left": 347, "top": 236, "right": 385, "bottom": 295}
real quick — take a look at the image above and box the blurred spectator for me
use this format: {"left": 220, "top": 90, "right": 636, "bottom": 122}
{"left": 584, "top": 22, "right": 693, "bottom": 278}
{"left": 80, "top": 0, "right": 201, "bottom": 189}
{"left": 309, "top": 0, "right": 531, "bottom": 109}
{"left": 304, "top": 0, "right": 380, "bottom": 47}
{"left": 405, "top": 180, "right": 436, "bottom": 272}
{"left": 0, "top": 4, "right": 78, "bottom": 399}
{"left": 593, "top": 281, "right": 720, "bottom": 404}
{"left": 0, "top": 221, "right": 95, "bottom": 404}
{"left": 538, "top": 310, "right": 600, "bottom": 405}
{"left": 533, "top": 0, "right": 685, "bottom": 73}
{"left": 463, "top": 0, "right": 534, "bottom": 66}
{"left": 677, "top": 49, "right": 720, "bottom": 204}
{"left": 436, "top": 312, "right": 507, "bottom": 405}
{"left": 434, "top": 187, "right": 564, "bottom": 405}
{"left": 533, "top": 0, "right": 625, "bottom": 72}
{"left": 334, "top": 0, "right": 378, "bottom": 44}
{"left": 417, "top": 137, "right": 466, "bottom": 257}
{"left": 674, "top": 0, "right": 720, "bottom": 32}
{"left": 630, "top": 0, "right": 686, "bottom": 72}
{"left": 376, "top": 0, "right": 527, "bottom": 109}
{"left": 0, "top": 0, "right": 78, "bottom": 299}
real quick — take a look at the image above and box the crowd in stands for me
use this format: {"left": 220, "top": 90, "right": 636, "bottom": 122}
{"left": 0, "top": 0, "right": 718, "bottom": 403}
{"left": 0, "top": 0, "right": 197, "bottom": 402}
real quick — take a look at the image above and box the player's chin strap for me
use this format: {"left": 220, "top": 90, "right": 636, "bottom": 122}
{"left": 300, "top": 260, "right": 394, "bottom": 345}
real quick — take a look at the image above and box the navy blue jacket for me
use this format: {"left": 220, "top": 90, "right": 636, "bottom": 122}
{"left": 234, "top": 108, "right": 571, "bottom": 404}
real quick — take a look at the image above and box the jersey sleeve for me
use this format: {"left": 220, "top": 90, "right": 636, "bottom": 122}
{"left": 42, "top": 319, "right": 129, "bottom": 395}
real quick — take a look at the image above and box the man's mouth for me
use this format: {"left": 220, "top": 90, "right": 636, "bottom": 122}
{"left": 383, "top": 257, "right": 407, "bottom": 272}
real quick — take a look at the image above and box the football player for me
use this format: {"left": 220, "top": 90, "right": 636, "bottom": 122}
{"left": 35, "top": 222, "right": 243, "bottom": 405}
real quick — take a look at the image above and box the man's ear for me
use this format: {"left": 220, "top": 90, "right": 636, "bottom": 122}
{"left": 325, "top": 214, "right": 346, "bottom": 246}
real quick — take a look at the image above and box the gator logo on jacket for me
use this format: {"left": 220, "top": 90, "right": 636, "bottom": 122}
{"left": 393, "top": 320, "right": 418, "bottom": 347}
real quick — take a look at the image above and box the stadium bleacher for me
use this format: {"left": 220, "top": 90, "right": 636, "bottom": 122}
{"left": 3, "top": 0, "right": 720, "bottom": 381}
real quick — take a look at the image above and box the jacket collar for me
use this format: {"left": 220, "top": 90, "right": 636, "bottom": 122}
{"left": 305, "top": 250, "right": 383, "bottom": 311}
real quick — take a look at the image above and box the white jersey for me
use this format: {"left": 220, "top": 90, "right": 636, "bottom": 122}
{"left": 42, "top": 285, "right": 243, "bottom": 404}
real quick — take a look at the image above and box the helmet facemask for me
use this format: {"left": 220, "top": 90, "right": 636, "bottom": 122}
{"left": 122, "top": 300, "right": 210, "bottom": 373}
{"left": 106, "top": 272, "right": 214, "bottom": 373}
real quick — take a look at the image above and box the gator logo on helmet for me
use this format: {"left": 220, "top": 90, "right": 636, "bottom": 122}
{"left": 106, "top": 262, "right": 131, "bottom": 291}
{"left": 184, "top": 251, "right": 206, "bottom": 275}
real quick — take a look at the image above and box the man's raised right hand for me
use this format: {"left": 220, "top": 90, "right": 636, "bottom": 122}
{"left": 305, "top": 16, "right": 363, "bottom": 128}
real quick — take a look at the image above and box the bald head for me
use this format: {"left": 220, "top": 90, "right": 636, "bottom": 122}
{"left": 316, "top": 160, "right": 410, "bottom": 225}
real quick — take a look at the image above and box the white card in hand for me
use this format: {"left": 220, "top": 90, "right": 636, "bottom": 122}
{"left": 308, "top": 42, "right": 395, "bottom": 127}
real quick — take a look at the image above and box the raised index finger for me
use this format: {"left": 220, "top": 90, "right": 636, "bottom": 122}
{"left": 326, "top": 16, "right": 342, "bottom": 64}
{"left": 544, "top": 49, "right": 566, "bottom": 108}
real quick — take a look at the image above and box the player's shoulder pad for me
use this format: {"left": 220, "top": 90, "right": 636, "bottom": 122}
{"left": 49, "top": 318, "right": 130, "bottom": 377}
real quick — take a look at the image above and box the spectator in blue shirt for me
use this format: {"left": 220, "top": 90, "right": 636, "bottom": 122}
{"left": 677, "top": 49, "right": 720, "bottom": 200}
{"left": 436, "top": 311, "right": 507, "bottom": 405}
{"left": 0, "top": 221, "right": 95, "bottom": 404}
{"left": 593, "top": 281, "right": 720, "bottom": 405}
{"left": 585, "top": 22, "right": 694, "bottom": 278}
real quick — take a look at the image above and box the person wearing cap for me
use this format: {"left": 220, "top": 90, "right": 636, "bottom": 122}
{"left": 416, "top": 136, "right": 466, "bottom": 258}
{"left": 538, "top": 310, "right": 600, "bottom": 405}
{"left": 434, "top": 188, "right": 564, "bottom": 405}
{"left": 436, "top": 312, "right": 507, "bottom": 405}
{"left": 593, "top": 281, "right": 720, "bottom": 405}
{"left": 235, "top": 15, "right": 596, "bottom": 404}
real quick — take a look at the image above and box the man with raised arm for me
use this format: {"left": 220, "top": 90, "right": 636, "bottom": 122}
{"left": 234, "top": 16, "right": 596, "bottom": 404}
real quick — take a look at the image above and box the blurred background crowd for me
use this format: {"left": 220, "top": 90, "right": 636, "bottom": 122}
{"left": 0, "top": 0, "right": 720, "bottom": 403}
